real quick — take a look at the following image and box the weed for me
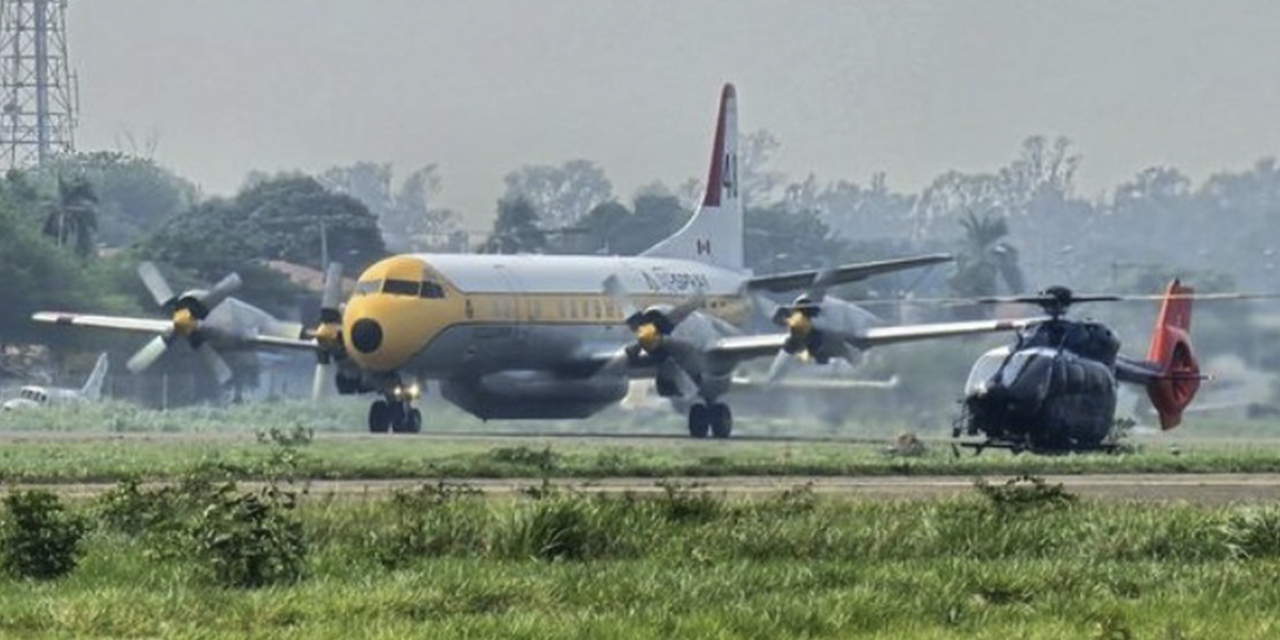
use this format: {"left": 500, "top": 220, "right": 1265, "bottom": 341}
{"left": 1221, "top": 507, "right": 1280, "bottom": 559}
{"left": 487, "top": 446, "right": 560, "bottom": 472}
{"left": 370, "top": 483, "right": 489, "bottom": 568}
{"left": 0, "top": 490, "right": 87, "bottom": 580}
{"left": 503, "top": 496, "right": 593, "bottom": 560}
{"left": 973, "top": 474, "right": 1077, "bottom": 515}
{"left": 256, "top": 423, "right": 314, "bottom": 448}
{"left": 654, "top": 481, "right": 721, "bottom": 522}
{"left": 764, "top": 482, "right": 819, "bottom": 514}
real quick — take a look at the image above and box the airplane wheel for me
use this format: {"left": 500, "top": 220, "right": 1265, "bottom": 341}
{"left": 368, "top": 400, "right": 391, "bottom": 433}
{"left": 709, "top": 403, "right": 733, "bottom": 439}
{"left": 387, "top": 402, "right": 407, "bottom": 432}
{"left": 395, "top": 407, "right": 422, "bottom": 434}
{"left": 688, "top": 404, "right": 709, "bottom": 438}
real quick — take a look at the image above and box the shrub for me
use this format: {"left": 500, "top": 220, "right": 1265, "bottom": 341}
{"left": 94, "top": 478, "right": 181, "bottom": 537}
{"left": 191, "top": 484, "right": 306, "bottom": 588}
{"left": 0, "top": 490, "right": 88, "bottom": 580}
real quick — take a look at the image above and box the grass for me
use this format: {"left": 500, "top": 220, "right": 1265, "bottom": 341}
{"left": 1, "top": 401, "right": 1280, "bottom": 483}
{"left": 2, "top": 479, "right": 1280, "bottom": 638}
{"left": 4, "top": 432, "right": 1280, "bottom": 483}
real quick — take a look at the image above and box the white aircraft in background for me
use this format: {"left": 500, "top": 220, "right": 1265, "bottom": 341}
{"left": 2, "top": 353, "right": 109, "bottom": 411}
{"left": 34, "top": 84, "right": 1040, "bottom": 437}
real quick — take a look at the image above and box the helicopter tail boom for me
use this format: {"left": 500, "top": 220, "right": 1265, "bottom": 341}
{"left": 1143, "top": 279, "right": 1200, "bottom": 430}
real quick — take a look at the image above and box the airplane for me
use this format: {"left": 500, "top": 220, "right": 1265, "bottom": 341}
{"left": 33, "top": 84, "right": 1041, "bottom": 437}
{"left": 2, "top": 353, "right": 108, "bottom": 411}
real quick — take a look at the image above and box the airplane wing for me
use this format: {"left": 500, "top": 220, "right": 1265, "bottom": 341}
{"left": 730, "top": 374, "right": 899, "bottom": 390}
{"left": 33, "top": 311, "right": 173, "bottom": 334}
{"left": 32, "top": 311, "right": 320, "bottom": 352}
{"left": 707, "top": 317, "right": 1044, "bottom": 361}
{"left": 745, "top": 254, "right": 952, "bottom": 293}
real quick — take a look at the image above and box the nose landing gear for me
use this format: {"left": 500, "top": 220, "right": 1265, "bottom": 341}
{"left": 368, "top": 380, "right": 423, "bottom": 434}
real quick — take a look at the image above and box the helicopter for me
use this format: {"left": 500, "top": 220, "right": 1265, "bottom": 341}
{"left": 955, "top": 280, "right": 1206, "bottom": 454}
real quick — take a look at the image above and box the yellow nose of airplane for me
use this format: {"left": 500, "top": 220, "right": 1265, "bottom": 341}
{"left": 343, "top": 256, "right": 460, "bottom": 373}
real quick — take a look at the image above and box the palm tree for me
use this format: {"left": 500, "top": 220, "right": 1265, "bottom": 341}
{"left": 42, "top": 176, "right": 99, "bottom": 257}
{"left": 949, "top": 211, "right": 1025, "bottom": 298}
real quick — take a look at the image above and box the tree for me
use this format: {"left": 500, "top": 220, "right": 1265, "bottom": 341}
{"left": 738, "top": 129, "right": 787, "bottom": 207}
{"left": 502, "top": 160, "right": 612, "bottom": 229}
{"left": 948, "top": 212, "right": 1024, "bottom": 298}
{"left": 138, "top": 175, "right": 385, "bottom": 317}
{"left": 745, "top": 202, "right": 846, "bottom": 274}
{"left": 319, "top": 162, "right": 456, "bottom": 252}
{"left": 34, "top": 152, "right": 199, "bottom": 248}
{"left": 234, "top": 175, "right": 386, "bottom": 271}
{"left": 41, "top": 176, "right": 99, "bottom": 257}
{"left": 480, "top": 197, "right": 546, "bottom": 254}
{"left": 558, "top": 185, "right": 691, "bottom": 256}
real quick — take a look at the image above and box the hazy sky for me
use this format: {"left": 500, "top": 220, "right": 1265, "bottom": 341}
{"left": 71, "top": 1, "right": 1280, "bottom": 225}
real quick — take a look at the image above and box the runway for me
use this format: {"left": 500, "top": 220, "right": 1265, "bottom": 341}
{"left": 18, "top": 474, "right": 1280, "bottom": 505}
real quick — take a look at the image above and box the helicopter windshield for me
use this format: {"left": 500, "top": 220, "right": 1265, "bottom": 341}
{"left": 964, "top": 347, "right": 1010, "bottom": 395}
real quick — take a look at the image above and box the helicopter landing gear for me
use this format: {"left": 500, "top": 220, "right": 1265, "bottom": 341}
{"left": 688, "top": 402, "right": 732, "bottom": 439}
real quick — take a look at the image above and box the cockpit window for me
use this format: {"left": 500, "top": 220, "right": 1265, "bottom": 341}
{"left": 964, "top": 350, "right": 1008, "bottom": 395}
{"left": 383, "top": 279, "right": 420, "bottom": 296}
{"left": 419, "top": 282, "right": 445, "bottom": 299}
{"left": 356, "top": 280, "right": 383, "bottom": 296}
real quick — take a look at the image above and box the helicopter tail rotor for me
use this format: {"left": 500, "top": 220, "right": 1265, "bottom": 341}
{"left": 1144, "top": 279, "right": 1201, "bottom": 430}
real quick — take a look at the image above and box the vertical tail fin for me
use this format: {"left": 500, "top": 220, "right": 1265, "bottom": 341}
{"left": 1144, "top": 280, "right": 1200, "bottom": 430}
{"left": 642, "top": 83, "right": 743, "bottom": 271}
{"left": 81, "top": 353, "right": 109, "bottom": 401}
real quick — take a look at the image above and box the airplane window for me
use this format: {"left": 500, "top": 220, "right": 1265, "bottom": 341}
{"left": 355, "top": 280, "right": 383, "bottom": 296}
{"left": 419, "top": 282, "right": 445, "bottom": 299}
{"left": 383, "top": 279, "right": 420, "bottom": 296}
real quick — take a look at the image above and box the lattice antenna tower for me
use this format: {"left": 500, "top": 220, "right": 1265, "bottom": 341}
{"left": 0, "top": 0, "right": 77, "bottom": 169}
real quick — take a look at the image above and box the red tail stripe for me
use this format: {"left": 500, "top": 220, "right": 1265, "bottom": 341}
{"left": 702, "top": 84, "right": 734, "bottom": 208}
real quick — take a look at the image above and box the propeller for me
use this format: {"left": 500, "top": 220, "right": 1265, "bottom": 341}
{"left": 126, "top": 262, "right": 242, "bottom": 384}
{"left": 768, "top": 264, "right": 854, "bottom": 367}
{"left": 604, "top": 274, "right": 705, "bottom": 363}
{"left": 308, "top": 262, "right": 346, "bottom": 400}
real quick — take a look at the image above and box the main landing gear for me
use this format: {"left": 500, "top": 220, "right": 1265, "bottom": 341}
{"left": 687, "top": 402, "right": 732, "bottom": 439}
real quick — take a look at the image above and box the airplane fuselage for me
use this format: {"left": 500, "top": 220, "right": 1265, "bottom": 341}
{"left": 341, "top": 253, "right": 754, "bottom": 419}
{"left": 2, "top": 385, "right": 85, "bottom": 410}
